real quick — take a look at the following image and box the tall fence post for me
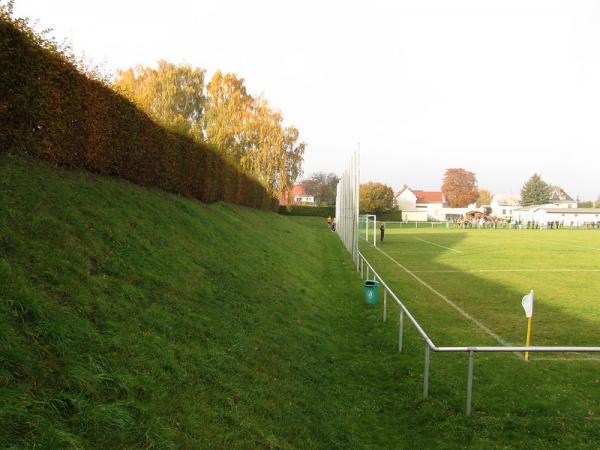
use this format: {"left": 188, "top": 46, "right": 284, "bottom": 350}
{"left": 466, "top": 350, "right": 474, "bottom": 416}
{"left": 398, "top": 309, "right": 404, "bottom": 352}
{"left": 383, "top": 289, "right": 387, "bottom": 322}
{"left": 423, "top": 343, "right": 430, "bottom": 399}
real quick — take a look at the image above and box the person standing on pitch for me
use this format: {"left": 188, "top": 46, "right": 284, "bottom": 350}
{"left": 380, "top": 223, "right": 385, "bottom": 243}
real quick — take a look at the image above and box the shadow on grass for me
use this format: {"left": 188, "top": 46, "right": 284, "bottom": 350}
{"left": 358, "top": 228, "right": 600, "bottom": 418}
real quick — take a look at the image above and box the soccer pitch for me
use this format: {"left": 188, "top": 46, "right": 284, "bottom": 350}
{"left": 359, "top": 226, "right": 600, "bottom": 353}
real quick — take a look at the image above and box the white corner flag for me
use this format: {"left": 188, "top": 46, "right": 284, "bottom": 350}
{"left": 521, "top": 290, "right": 534, "bottom": 318}
{"left": 522, "top": 290, "right": 534, "bottom": 361}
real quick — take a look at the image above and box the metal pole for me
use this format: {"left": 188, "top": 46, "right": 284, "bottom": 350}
{"left": 373, "top": 216, "right": 376, "bottom": 247}
{"left": 423, "top": 343, "right": 430, "bottom": 399}
{"left": 383, "top": 289, "right": 387, "bottom": 322}
{"left": 366, "top": 266, "right": 369, "bottom": 280}
{"left": 399, "top": 309, "right": 404, "bottom": 352}
{"left": 466, "top": 350, "right": 474, "bottom": 416}
{"left": 361, "top": 258, "right": 364, "bottom": 279}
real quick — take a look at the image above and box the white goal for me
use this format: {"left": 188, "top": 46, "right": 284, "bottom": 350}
{"left": 359, "top": 214, "right": 377, "bottom": 246}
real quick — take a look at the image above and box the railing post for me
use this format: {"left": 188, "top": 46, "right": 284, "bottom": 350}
{"left": 398, "top": 309, "right": 404, "bottom": 352}
{"left": 361, "top": 258, "right": 364, "bottom": 279}
{"left": 383, "top": 289, "right": 387, "bottom": 322}
{"left": 366, "top": 265, "right": 369, "bottom": 280}
{"left": 466, "top": 350, "right": 474, "bottom": 416}
{"left": 423, "top": 343, "right": 430, "bottom": 399}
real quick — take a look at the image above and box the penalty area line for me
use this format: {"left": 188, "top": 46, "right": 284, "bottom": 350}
{"left": 373, "top": 246, "right": 513, "bottom": 349}
{"left": 414, "top": 237, "right": 463, "bottom": 254}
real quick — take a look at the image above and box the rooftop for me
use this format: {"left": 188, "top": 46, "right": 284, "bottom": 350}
{"left": 493, "top": 194, "right": 521, "bottom": 206}
{"left": 413, "top": 190, "right": 443, "bottom": 204}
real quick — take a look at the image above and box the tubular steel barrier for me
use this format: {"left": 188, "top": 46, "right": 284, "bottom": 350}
{"left": 357, "top": 251, "right": 600, "bottom": 416}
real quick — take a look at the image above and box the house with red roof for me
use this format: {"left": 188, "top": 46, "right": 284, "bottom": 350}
{"left": 395, "top": 186, "right": 445, "bottom": 221}
{"left": 279, "top": 184, "right": 316, "bottom": 206}
{"left": 395, "top": 185, "right": 483, "bottom": 221}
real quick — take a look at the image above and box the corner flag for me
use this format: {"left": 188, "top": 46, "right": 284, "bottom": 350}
{"left": 521, "top": 290, "right": 534, "bottom": 361}
{"left": 521, "top": 290, "right": 534, "bottom": 318}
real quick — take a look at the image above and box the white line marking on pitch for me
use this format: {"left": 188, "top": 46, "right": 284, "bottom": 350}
{"left": 413, "top": 237, "right": 463, "bottom": 254}
{"left": 411, "top": 268, "right": 600, "bottom": 273}
{"left": 374, "top": 246, "right": 512, "bottom": 348}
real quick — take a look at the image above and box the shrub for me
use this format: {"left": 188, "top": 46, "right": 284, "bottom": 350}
{"left": 0, "top": 19, "right": 276, "bottom": 211}
{"left": 376, "top": 210, "right": 403, "bottom": 221}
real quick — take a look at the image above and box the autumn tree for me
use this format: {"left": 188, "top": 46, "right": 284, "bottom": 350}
{"left": 521, "top": 174, "right": 551, "bottom": 206}
{"left": 204, "top": 71, "right": 254, "bottom": 161}
{"left": 302, "top": 172, "right": 339, "bottom": 206}
{"left": 441, "top": 168, "right": 478, "bottom": 207}
{"left": 476, "top": 188, "right": 493, "bottom": 207}
{"left": 114, "top": 64, "right": 305, "bottom": 195}
{"left": 360, "top": 182, "right": 394, "bottom": 214}
{"left": 114, "top": 61, "right": 206, "bottom": 139}
{"left": 202, "top": 71, "right": 306, "bottom": 194}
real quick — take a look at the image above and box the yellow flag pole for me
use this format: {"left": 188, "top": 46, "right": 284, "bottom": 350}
{"left": 524, "top": 316, "right": 533, "bottom": 361}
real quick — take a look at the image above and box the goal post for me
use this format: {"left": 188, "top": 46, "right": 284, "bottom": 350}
{"left": 359, "top": 214, "right": 377, "bottom": 246}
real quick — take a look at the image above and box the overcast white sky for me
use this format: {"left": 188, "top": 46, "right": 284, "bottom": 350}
{"left": 13, "top": 0, "right": 600, "bottom": 200}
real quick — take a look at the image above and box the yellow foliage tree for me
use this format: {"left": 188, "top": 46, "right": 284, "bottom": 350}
{"left": 114, "top": 61, "right": 206, "bottom": 140}
{"left": 114, "top": 64, "right": 305, "bottom": 195}
{"left": 205, "top": 72, "right": 305, "bottom": 195}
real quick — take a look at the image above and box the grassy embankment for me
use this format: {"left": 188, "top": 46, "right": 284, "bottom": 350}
{"left": 1, "top": 154, "right": 600, "bottom": 448}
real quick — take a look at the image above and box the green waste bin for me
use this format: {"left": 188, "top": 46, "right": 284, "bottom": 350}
{"left": 364, "top": 280, "right": 379, "bottom": 305}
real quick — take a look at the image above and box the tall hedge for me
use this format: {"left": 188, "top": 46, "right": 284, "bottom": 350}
{"left": 0, "top": 19, "right": 278, "bottom": 211}
{"left": 278, "top": 205, "right": 336, "bottom": 217}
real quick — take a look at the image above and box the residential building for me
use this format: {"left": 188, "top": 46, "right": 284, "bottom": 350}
{"left": 395, "top": 186, "right": 444, "bottom": 221}
{"left": 279, "top": 184, "right": 315, "bottom": 206}
{"left": 490, "top": 194, "right": 521, "bottom": 218}
{"left": 549, "top": 186, "right": 577, "bottom": 208}
{"left": 395, "top": 186, "right": 483, "bottom": 221}
{"left": 492, "top": 187, "right": 577, "bottom": 218}
{"left": 514, "top": 207, "right": 600, "bottom": 226}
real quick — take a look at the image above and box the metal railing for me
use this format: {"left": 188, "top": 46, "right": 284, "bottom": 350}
{"left": 358, "top": 251, "right": 600, "bottom": 416}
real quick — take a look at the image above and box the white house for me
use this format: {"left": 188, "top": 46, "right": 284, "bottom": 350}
{"left": 514, "top": 207, "right": 600, "bottom": 226}
{"left": 491, "top": 194, "right": 521, "bottom": 218}
{"left": 549, "top": 186, "right": 577, "bottom": 208}
{"left": 395, "top": 186, "right": 445, "bottom": 221}
{"left": 395, "top": 186, "right": 483, "bottom": 221}
{"left": 491, "top": 187, "right": 576, "bottom": 218}
{"left": 294, "top": 194, "right": 315, "bottom": 205}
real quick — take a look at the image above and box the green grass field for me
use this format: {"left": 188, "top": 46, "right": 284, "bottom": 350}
{"left": 361, "top": 225, "right": 600, "bottom": 349}
{"left": 2, "top": 155, "right": 600, "bottom": 448}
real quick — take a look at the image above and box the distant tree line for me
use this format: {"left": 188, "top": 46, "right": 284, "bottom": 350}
{"left": 360, "top": 182, "right": 394, "bottom": 214}
{"left": 300, "top": 172, "right": 339, "bottom": 206}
